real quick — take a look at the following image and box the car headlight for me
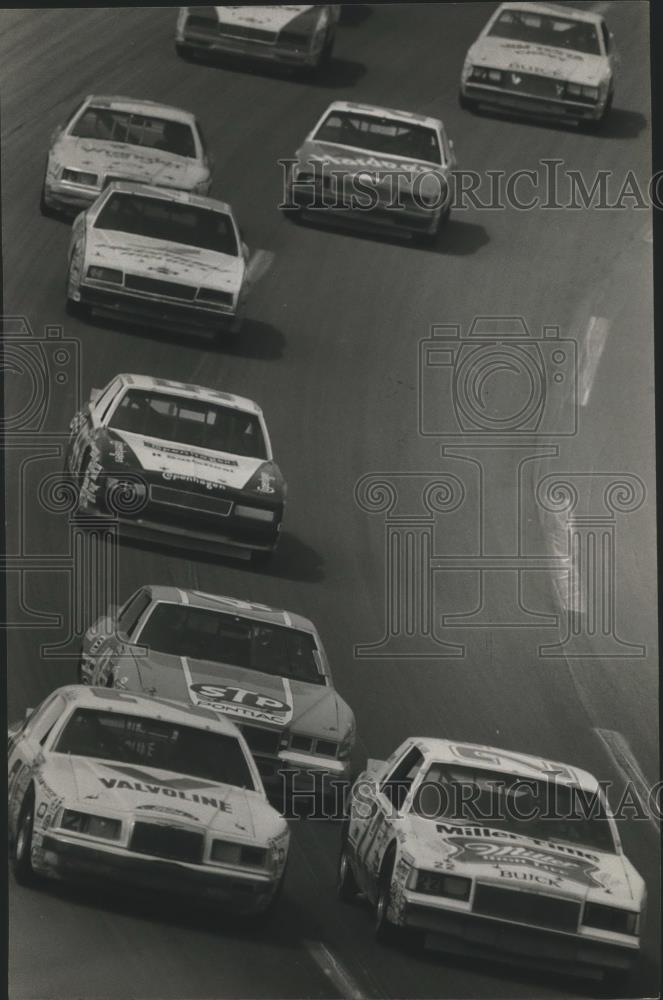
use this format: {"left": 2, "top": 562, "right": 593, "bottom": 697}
{"left": 62, "top": 168, "right": 98, "bottom": 186}
{"left": 196, "top": 287, "right": 234, "bottom": 306}
{"left": 582, "top": 902, "right": 640, "bottom": 935}
{"left": 567, "top": 83, "right": 582, "bottom": 96}
{"left": 487, "top": 69, "right": 502, "bottom": 83}
{"left": 87, "top": 266, "right": 123, "bottom": 283}
{"left": 60, "top": 809, "right": 122, "bottom": 841}
{"left": 210, "top": 839, "right": 268, "bottom": 867}
{"left": 234, "top": 505, "right": 276, "bottom": 522}
{"left": 410, "top": 870, "right": 472, "bottom": 899}
{"left": 470, "top": 65, "right": 487, "bottom": 81}
{"left": 581, "top": 85, "right": 599, "bottom": 100}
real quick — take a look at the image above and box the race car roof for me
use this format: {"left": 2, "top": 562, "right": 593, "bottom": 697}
{"left": 413, "top": 737, "right": 600, "bottom": 791}
{"left": 102, "top": 180, "right": 231, "bottom": 215}
{"left": 82, "top": 95, "right": 198, "bottom": 124}
{"left": 114, "top": 374, "right": 262, "bottom": 415}
{"left": 145, "top": 585, "right": 318, "bottom": 634}
{"left": 493, "top": 2, "right": 604, "bottom": 25}
{"left": 56, "top": 684, "right": 241, "bottom": 733}
{"left": 323, "top": 100, "right": 443, "bottom": 131}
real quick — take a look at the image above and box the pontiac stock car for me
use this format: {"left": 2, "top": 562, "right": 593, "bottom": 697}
{"left": 79, "top": 587, "right": 357, "bottom": 793}
{"left": 41, "top": 95, "right": 213, "bottom": 216}
{"left": 282, "top": 101, "right": 456, "bottom": 243}
{"left": 8, "top": 686, "right": 290, "bottom": 915}
{"left": 459, "top": 3, "right": 617, "bottom": 126}
{"left": 175, "top": 6, "right": 340, "bottom": 73}
{"left": 339, "top": 739, "right": 645, "bottom": 985}
{"left": 66, "top": 181, "right": 250, "bottom": 335}
{"left": 64, "top": 374, "right": 285, "bottom": 561}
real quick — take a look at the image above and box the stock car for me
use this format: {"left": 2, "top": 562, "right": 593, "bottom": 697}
{"left": 79, "top": 587, "right": 356, "bottom": 794}
{"left": 282, "top": 101, "right": 456, "bottom": 243}
{"left": 459, "top": 3, "right": 617, "bottom": 126}
{"left": 339, "top": 738, "right": 645, "bottom": 986}
{"left": 41, "top": 95, "right": 213, "bottom": 216}
{"left": 66, "top": 181, "right": 250, "bottom": 335}
{"left": 175, "top": 5, "right": 340, "bottom": 73}
{"left": 8, "top": 686, "right": 290, "bottom": 915}
{"left": 64, "top": 374, "right": 286, "bottom": 562}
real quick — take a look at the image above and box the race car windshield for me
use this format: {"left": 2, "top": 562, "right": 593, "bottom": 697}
{"left": 411, "top": 764, "right": 616, "bottom": 853}
{"left": 313, "top": 111, "right": 442, "bottom": 165}
{"left": 54, "top": 708, "right": 256, "bottom": 789}
{"left": 109, "top": 389, "right": 268, "bottom": 459}
{"left": 94, "top": 192, "right": 239, "bottom": 256}
{"left": 137, "top": 604, "right": 325, "bottom": 686}
{"left": 488, "top": 10, "right": 601, "bottom": 55}
{"left": 70, "top": 107, "right": 198, "bottom": 158}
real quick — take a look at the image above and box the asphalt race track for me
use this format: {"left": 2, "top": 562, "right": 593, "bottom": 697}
{"left": 2, "top": 4, "right": 659, "bottom": 998}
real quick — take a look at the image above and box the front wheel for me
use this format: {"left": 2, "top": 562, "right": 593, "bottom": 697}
{"left": 458, "top": 90, "right": 478, "bottom": 113}
{"left": 175, "top": 42, "right": 196, "bottom": 60}
{"left": 65, "top": 295, "right": 91, "bottom": 320}
{"left": 375, "top": 873, "right": 397, "bottom": 943}
{"left": 13, "top": 793, "right": 37, "bottom": 886}
{"left": 337, "top": 845, "right": 359, "bottom": 903}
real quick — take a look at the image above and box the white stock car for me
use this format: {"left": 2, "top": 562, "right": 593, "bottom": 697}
{"left": 459, "top": 3, "right": 617, "bottom": 126}
{"left": 64, "top": 374, "right": 286, "bottom": 562}
{"left": 66, "top": 181, "right": 250, "bottom": 335}
{"left": 8, "top": 686, "right": 290, "bottom": 915}
{"left": 175, "top": 5, "right": 340, "bottom": 73}
{"left": 283, "top": 101, "right": 456, "bottom": 244}
{"left": 339, "top": 738, "right": 645, "bottom": 986}
{"left": 41, "top": 95, "right": 213, "bottom": 216}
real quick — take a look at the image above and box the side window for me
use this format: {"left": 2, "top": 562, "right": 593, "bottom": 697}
{"left": 381, "top": 746, "right": 424, "bottom": 811}
{"left": 601, "top": 22, "right": 610, "bottom": 53}
{"left": 97, "top": 380, "right": 122, "bottom": 423}
{"left": 118, "top": 589, "right": 152, "bottom": 638}
{"left": 24, "top": 695, "right": 67, "bottom": 746}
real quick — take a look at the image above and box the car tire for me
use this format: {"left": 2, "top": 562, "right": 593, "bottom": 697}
{"left": 39, "top": 184, "right": 57, "bottom": 218}
{"left": 65, "top": 295, "right": 91, "bottom": 320}
{"left": 414, "top": 206, "right": 449, "bottom": 248}
{"left": 251, "top": 546, "right": 275, "bottom": 568}
{"left": 458, "top": 90, "right": 478, "bottom": 113}
{"left": 175, "top": 42, "right": 195, "bottom": 60}
{"left": 582, "top": 90, "right": 613, "bottom": 133}
{"left": 337, "top": 844, "right": 359, "bottom": 903}
{"left": 13, "top": 790, "right": 37, "bottom": 887}
{"left": 255, "top": 866, "right": 287, "bottom": 923}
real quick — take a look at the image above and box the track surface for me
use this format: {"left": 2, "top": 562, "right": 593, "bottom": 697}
{"left": 2, "top": 4, "right": 659, "bottom": 999}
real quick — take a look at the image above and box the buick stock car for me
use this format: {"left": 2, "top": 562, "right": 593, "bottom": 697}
{"left": 8, "top": 686, "right": 290, "bottom": 915}
{"left": 66, "top": 182, "right": 250, "bottom": 335}
{"left": 282, "top": 101, "right": 456, "bottom": 243}
{"left": 79, "top": 587, "right": 356, "bottom": 795}
{"left": 41, "top": 95, "right": 213, "bottom": 216}
{"left": 175, "top": 5, "right": 341, "bottom": 73}
{"left": 339, "top": 739, "right": 645, "bottom": 986}
{"left": 459, "top": 2, "right": 617, "bottom": 126}
{"left": 64, "top": 374, "right": 285, "bottom": 561}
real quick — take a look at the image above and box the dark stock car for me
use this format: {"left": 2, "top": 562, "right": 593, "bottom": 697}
{"left": 64, "top": 374, "right": 285, "bottom": 562}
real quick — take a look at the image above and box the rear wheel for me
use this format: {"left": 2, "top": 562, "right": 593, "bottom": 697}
{"left": 337, "top": 844, "right": 359, "bottom": 903}
{"left": 13, "top": 791, "right": 37, "bottom": 886}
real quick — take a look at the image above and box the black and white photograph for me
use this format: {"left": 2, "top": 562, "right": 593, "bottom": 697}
{"left": 2, "top": 3, "right": 660, "bottom": 999}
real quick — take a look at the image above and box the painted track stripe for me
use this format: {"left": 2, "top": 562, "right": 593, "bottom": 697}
{"left": 579, "top": 315, "right": 610, "bottom": 407}
{"left": 594, "top": 728, "right": 659, "bottom": 833}
{"left": 304, "top": 940, "right": 367, "bottom": 1000}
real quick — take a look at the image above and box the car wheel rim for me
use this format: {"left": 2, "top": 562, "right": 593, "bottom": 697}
{"left": 339, "top": 853, "right": 348, "bottom": 885}
{"left": 17, "top": 814, "right": 31, "bottom": 860}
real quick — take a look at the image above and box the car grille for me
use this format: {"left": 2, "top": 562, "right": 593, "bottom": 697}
{"left": 473, "top": 884, "right": 580, "bottom": 932}
{"left": 217, "top": 23, "right": 277, "bottom": 43}
{"left": 150, "top": 485, "right": 233, "bottom": 517}
{"left": 503, "top": 72, "right": 564, "bottom": 100}
{"left": 130, "top": 823, "right": 204, "bottom": 864}
{"left": 125, "top": 275, "right": 197, "bottom": 300}
{"left": 240, "top": 725, "right": 281, "bottom": 756}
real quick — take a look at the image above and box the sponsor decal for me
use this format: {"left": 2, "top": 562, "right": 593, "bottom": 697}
{"left": 111, "top": 440, "right": 125, "bottom": 464}
{"left": 100, "top": 776, "right": 230, "bottom": 811}
{"left": 162, "top": 472, "right": 224, "bottom": 491}
{"left": 189, "top": 682, "right": 291, "bottom": 725}
{"left": 447, "top": 743, "right": 578, "bottom": 783}
{"left": 135, "top": 804, "right": 200, "bottom": 821}
{"left": 310, "top": 152, "right": 430, "bottom": 174}
{"left": 256, "top": 471, "right": 275, "bottom": 494}
{"left": 145, "top": 442, "right": 239, "bottom": 467}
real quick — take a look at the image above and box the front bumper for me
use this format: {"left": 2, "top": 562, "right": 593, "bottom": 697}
{"left": 43, "top": 178, "right": 101, "bottom": 213}
{"left": 401, "top": 895, "right": 638, "bottom": 979}
{"left": 287, "top": 183, "right": 445, "bottom": 238}
{"left": 254, "top": 749, "right": 352, "bottom": 787}
{"left": 76, "top": 281, "right": 239, "bottom": 333}
{"left": 179, "top": 27, "right": 322, "bottom": 66}
{"left": 39, "top": 833, "right": 277, "bottom": 913}
{"left": 461, "top": 81, "right": 607, "bottom": 122}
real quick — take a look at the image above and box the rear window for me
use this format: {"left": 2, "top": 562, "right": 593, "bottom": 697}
{"left": 313, "top": 111, "right": 442, "bottom": 165}
{"left": 71, "top": 106, "right": 198, "bottom": 158}
{"left": 109, "top": 388, "right": 267, "bottom": 459}
{"left": 94, "top": 192, "right": 238, "bottom": 257}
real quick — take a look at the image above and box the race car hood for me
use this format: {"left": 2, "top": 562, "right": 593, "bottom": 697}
{"left": 104, "top": 429, "right": 267, "bottom": 492}
{"left": 468, "top": 37, "right": 609, "bottom": 86}
{"left": 212, "top": 5, "right": 317, "bottom": 32}
{"left": 53, "top": 135, "right": 204, "bottom": 190}
{"left": 296, "top": 138, "right": 447, "bottom": 178}
{"left": 42, "top": 755, "right": 273, "bottom": 838}
{"left": 86, "top": 229, "right": 245, "bottom": 293}
{"left": 130, "top": 649, "right": 341, "bottom": 731}
{"left": 405, "top": 817, "right": 638, "bottom": 903}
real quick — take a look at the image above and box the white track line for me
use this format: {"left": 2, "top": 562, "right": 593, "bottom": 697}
{"left": 578, "top": 315, "right": 610, "bottom": 406}
{"left": 594, "top": 728, "right": 659, "bottom": 834}
{"left": 305, "top": 940, "right": 367, "bottom": 1000}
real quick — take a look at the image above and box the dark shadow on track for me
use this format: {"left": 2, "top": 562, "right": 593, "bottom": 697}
{"left": 179, "top": 49, "right": 366, "bottom": 88}
{"left": 285, "top": 213, "right": 489, "bottom": 256}
{"left": 338, "top": 4, "right": 373, "bottom": 27}
{"left": 461, "top": 104, "right": 648, "bottom": 141}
